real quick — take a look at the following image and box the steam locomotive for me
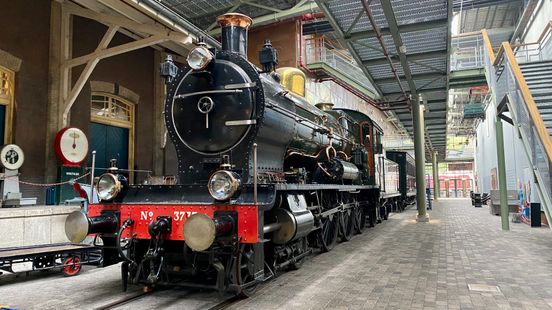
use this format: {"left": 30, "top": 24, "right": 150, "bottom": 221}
{"left": 65, "top": 13, "right": 415, "bottom": 296}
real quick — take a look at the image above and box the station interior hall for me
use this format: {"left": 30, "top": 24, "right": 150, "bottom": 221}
{"left": 1, "top": 0, "right": 552, "bottom": 309}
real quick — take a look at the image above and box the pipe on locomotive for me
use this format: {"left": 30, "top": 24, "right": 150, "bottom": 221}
{"left": 216, "top": 13, "right": 253, "bottom": 58}
{"left": 65, "top": 211, "right": 118, "bottom": 243}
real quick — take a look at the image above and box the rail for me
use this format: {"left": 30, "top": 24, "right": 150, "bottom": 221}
{"left": 481, "top": 22, "right": 552, "bottom": 225}
{"left": 304, "top": 37, "right": 377, "bottom": 94}
{"left": 450, "top": 31, "right": 485, "bottom": 70}
{"left": 510, "top": 21, "right": 552, "bottom": 63}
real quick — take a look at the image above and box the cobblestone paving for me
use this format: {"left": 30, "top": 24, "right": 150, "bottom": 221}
{"left": 231, "top": 198, "right": 552, "bottom": 310}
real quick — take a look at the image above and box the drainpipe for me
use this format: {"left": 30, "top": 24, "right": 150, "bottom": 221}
{"left": 135, "top": 0, "right": 221, "bottom": 48}
{"left": 360, "top": 0, "right": 408, "bottom": 101}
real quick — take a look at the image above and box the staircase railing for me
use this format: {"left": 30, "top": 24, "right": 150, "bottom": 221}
{"left": 304, "top": 36, "right": 377, "bottom": 94}
{"left": 481, "top": 24, "right": 552, "bottom": 225}
{"left": 511, "top": 21, "right": 552, "bottom": 64}
{"left": 451, "top": 31, "right": 485, "bottom": 70}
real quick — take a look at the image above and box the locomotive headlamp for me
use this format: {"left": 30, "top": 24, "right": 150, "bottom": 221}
{"left": 208, "top": 170, "right": 241, "bottom": 201}
{"left": 96, "top": 173, "right": 122, "bottom": 201}
{"left": 187, "top": 46, "right": 213, "bottom": 71}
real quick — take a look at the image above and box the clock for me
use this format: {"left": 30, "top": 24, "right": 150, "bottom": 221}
{"left": 54, "top": 127, "right": 89, "bottom": 166}
{"left": 0, "top": 144, "right": 24, "bottom": 170}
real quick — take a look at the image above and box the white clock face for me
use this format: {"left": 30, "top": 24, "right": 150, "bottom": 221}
{"left": 0, "top": 144, "right": 24, "bottom": 170}
{"left": 59, "top": 128, "right": 89, "bottom": 164}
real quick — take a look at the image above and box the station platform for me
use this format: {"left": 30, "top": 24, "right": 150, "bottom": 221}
{"left": 0, "top": 205, "right": 79, "bottom": 248}
{"left": 1, "top": 199, "right": 552, "bottom": 309}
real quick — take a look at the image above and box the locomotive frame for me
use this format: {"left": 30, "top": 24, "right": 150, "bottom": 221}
{"left": 65, "top": 12, "right": 416, "bottom": 297}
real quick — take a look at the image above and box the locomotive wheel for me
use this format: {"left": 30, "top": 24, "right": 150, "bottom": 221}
{"left": 319, "top": 213, "right": 339, "bottom": 252}
{"left": 381, "top": 204, "right": 389, "bottom": 221}
{"left": 62, "top": 256, "right": 82, "bottom": 277}
{"left": 367, "top": 208, "right": 376, "bottom": 228}
{"left": 339, "top": 208, "right": 354, "bottom": 242}
{"left": 353, "top": 205, "right": 366, "bottom": 234}
{"left": 236, "top": 244, "right": 258, "bottom": 298}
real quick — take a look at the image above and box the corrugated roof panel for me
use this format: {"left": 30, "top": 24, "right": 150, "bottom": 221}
{"left": 400, "top": 27, "right": 448, "bottom": 54}
{"left": 391, "top": 0, "right": 448, "bottom": 25}
{"left": 352, "top": 35, "right": 396, "bottom": 60}
{"left": 409, "top": 58, "right": 447, "bottom": 75}
{"left": 367, "top": 63, "right": 405, "bottom": 79}
{"left": 415, "top": 78, "right": 446, "bottom": 90}
{"left": 379, "top": 81, "right": 409, "bottom": 94}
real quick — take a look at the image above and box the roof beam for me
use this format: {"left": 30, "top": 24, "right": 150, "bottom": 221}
{"left": 346, "top": 18, "right": 448, "bottom": 41}
{"left": 383, "top": 86, "right": 446, "bottom": 97}
{"left": 374, "top": 72, "right": 446, "bottom": 84}
{"left": 362, "top": 50, "right": 447, "bottom": 66}
{"left": 209, "top": 0, "right": 318, "bottom": 35}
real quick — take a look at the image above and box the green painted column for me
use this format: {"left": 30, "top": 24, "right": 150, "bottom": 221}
{"left": 413, "top": 95, "right": 428, "bottom": 222}
{"left": 495, "top": 118, "right": 510, "bottom": 230}
{"left": 432, "top": 151, "right": 440, "bottom": 200}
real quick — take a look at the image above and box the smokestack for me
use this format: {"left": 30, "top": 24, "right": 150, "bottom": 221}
{"left": 216, "top": 13, "right": 253, "bottom": 58}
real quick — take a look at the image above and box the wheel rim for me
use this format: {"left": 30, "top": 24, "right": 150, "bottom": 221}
{"left": 340, "top": 208, "right": 354, "bottom": 242}
{"left": 236, "top": 244, "right": 258, "bottom": 297}
{"left": 319, "top": 213, "right": 338, "bottom": 252}
{"left": 353, "top": 205, "right": 366, "bottom": 234}
{"left": 63, "top": 256, "right": 81, "bottom": 276}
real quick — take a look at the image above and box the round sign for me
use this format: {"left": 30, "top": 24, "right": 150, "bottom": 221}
{"left": 54, "top": 127, "right": 89, "bottom": 166}
{"left": 0, "top": 144, "right": 24, "bottom": 170}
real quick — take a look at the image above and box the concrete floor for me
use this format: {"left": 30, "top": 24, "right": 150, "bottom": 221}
{"left": 1, "top": 198, "right": 551, "bottom": 309}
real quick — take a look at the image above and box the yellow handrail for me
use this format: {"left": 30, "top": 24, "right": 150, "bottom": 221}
{"left": 481, "top": 29, "right": 496, "bottom": 63}
{"left": 536, "top": 20, "right": 552, "bottom": 45}
{"left": 501, "top": 42, "right": 552, "bottom": 163}
{"left": 481, "top": 26, "right": 552, "bottom": 163}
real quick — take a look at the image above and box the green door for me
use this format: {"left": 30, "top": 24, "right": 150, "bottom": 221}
{"left": 89, "top": 122, "right": 129, "bottom": 175}
{"left": 0, "top": 105, "right": 5, "bottom": 145}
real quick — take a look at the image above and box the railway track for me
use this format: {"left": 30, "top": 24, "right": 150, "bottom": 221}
{"left": 94, "top": 291, "right": 152, "bottom": 310}
{"left": 93, "top": 287, "right": 243, "bottom": 310}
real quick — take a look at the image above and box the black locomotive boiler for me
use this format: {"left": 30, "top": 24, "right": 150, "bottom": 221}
{"left": 65, "top": 13, "right": 415, "bottom": 296}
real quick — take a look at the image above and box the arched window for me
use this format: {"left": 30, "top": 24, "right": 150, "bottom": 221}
{"left": 90, "top": 92, "right": 135, "bottom": 182}
{"left": 0, "top": 66, "right": 14, "bottom": 144}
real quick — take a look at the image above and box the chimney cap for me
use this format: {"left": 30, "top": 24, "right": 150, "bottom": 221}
{"left": 217, "top": 13, "right": 253, "bottom": 28}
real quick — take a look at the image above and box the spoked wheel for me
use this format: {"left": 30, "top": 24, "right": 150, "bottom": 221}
{"left": 62, "top": 256, "right": 82, "bottom": 277}
{"left": 339, "top": 207, "right": 354, "bottom": 242}
{"left": 319, "top": 213, "right": 339, "bottom": 252}
{"left": 236, "top": 244, "right": 259, "bottom": 298}
{"left": 353, "top": 204, "right": 366, "bottom": 234}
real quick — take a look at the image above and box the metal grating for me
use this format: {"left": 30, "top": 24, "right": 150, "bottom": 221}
{"left": 400, "top": 28, "right": 448, "bottom": 54}
{"left": 160, "top": 0, "right": 304, "bottom": 29}
{"left": 317, "top": 0, "right": 451, "bottom": 159}
{"left": 458, "top": 2, "right": 522, "bottom": 33}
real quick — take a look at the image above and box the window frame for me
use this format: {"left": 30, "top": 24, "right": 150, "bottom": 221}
{"left": 90, "top": 92, "right": 135, "bottom": 183}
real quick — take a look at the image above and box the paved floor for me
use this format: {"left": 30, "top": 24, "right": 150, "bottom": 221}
{"left": 1, "top": 198, "right": 551, "bottom": 309}
{"left": 230, "top": 199, "right": 552, "bottom": 310}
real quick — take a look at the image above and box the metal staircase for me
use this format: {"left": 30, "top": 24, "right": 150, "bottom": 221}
{"left": 481, "top": 25, "right": 552, "bottom": 226}
{"left": 520, "top": 61, "right": 552, "bottom": 135}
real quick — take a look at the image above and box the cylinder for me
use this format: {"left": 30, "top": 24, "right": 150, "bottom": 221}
{"left": 65, "top": 211, "right": 118, "bottom": 244}
{"left": 340, "top": 160, "right": 360, "bottom": 180}
{"left": 217, "top": 13, "right": 253, "bottom": 58}
{"left": 269, "top": 208, "right": 314, "bottom": 245}
{"left": 183, "top": 213, "right": 234, "bottom": 252}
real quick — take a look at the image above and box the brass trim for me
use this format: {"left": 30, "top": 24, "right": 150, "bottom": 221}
{"left": 216, "top": 13, "right": 253, "bottom": 28}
